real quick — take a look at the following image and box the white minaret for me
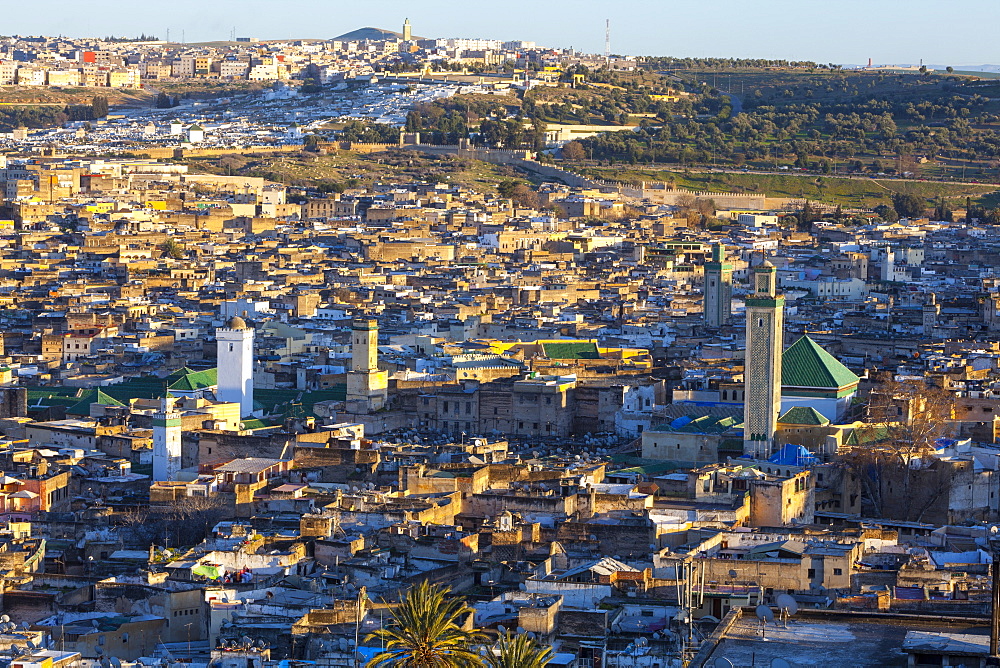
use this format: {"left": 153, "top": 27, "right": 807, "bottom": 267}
{"left": 743, "top": 260, "right": 784, "bottom": 458}
{"left": 153, "top": 396, "right": 182, "bottom": 482}
{"left": 217, "top": 316, "right": 255, "bottom": 417}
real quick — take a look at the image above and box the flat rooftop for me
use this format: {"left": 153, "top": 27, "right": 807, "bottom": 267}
{"left": 706, "top": 611, "right": 989, "bottom": 667}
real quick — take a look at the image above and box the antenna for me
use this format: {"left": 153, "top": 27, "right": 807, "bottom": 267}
{"left": 776, "top": 593, "right": 799, "bottom": 628}
{"left": 604, "top": 19, "right": 611, "bottom": 64}
{"left": 755, "top": 604, "right": 775, "bottom": 639}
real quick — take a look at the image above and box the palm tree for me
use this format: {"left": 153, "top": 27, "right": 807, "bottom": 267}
{"left": 365, "top": 581, "right": 485, "bottom": 668}
{"left": 484, "top": 632, "right": 553, "bottom": 668}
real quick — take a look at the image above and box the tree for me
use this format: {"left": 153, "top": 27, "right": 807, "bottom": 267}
{"left": 162, "top": 238, "right": 185, "bottom": 259}
{"left": 155, "top": 92, "right": 172, "bottom": 109}
{"left": 873, "top": 203, "right": 899, "bottom": 222}
{"left": 510, "top": 184, "right": 539, "bottom": 209}
{"left": 946, "top": 66, "right": 954, "bottom": 74}
{"left": 844, "top": 375, "right": 957, "bottom": 520}
{"left": 561, "top": 141, "right": 586, "bottom": 160}
{"left": 303, "top": 134, "right": 321, "bottom": 152}
{"left": 91, "top": 96, "right": 109, "bottom": 118}
{"left": 890, "top": 192, "right": 927, "bottom": 219}
{"left": 484, "top": 631, "right": 552, "bottom": 668}
{"left": 365, "top": 582, "right": 484, "bottom": 668}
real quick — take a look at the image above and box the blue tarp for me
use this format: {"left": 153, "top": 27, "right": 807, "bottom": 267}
{"left": 768, "top": 443, "right": 819, "bottom": 466}
{"left": 669, "top": 416, "right": 693, "bottom": 430}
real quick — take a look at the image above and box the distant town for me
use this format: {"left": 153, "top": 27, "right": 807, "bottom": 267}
{"left": 1, "top": 19, "right": 1000, "bottom": 668}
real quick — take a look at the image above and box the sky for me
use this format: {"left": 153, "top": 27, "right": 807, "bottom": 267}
{"left": 11, "top": 0, "right": 1000, "bottom": 67}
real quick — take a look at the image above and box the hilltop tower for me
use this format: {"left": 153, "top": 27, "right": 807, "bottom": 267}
{"left": 152, "top": 396, "right": 182, "bottom": 482}
{"left": 402, "top": 18, "right": 412, "bottom": 42}
{"left": 743, "top": 261, "right": 785, "bottom": 458}
{"left": 217, "top": 316, "right": 255, "bottom": 417}
{"left": 346, "top": 318, "right": 389, "bottom": 413}
{"left": 703, "top": 242, "right": 733, "bottom": 328}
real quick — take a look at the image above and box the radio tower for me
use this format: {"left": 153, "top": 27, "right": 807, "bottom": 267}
{"left": 605, "top": 19, "right": 611, "bottom": 65}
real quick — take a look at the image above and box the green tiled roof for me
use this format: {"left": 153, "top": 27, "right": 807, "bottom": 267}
{"left": 845, "top": 425, "right": 891, "bottom": 446}
{"left": 541, "top": 341, "right": 600, "bottom": 360}
{"left": 778, "top": 406, "right": 830, "bottom": 426}
{"left": 167, "top": 368, "right": 218, "bottom": 391}
{"left": 782, "top": 336, "right": 859, "bottom": 390}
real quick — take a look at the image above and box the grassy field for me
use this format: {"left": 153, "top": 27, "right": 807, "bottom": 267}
{"left": 578, "top": 166, "right": 1000, "bottom": 208}
{"left": 179, "top": 149, "right": 531, "bottom": 194}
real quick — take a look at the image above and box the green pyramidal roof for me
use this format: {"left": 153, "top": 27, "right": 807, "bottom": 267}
{"left": 167, "top": 367, "right": 218, "bottom": 391}
{"left": 782, "top": 336, "right": 859, "bottom": 390}
{"left": 778, "top": 406, "right": 830, "bottom": 426}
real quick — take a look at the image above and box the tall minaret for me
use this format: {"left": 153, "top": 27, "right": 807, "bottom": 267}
{"left": 153, "top": 396, "right": 182, "bottom": 482}
{"left": 346, "top": 318, "right": 389, "bottom": 413}
{"left": 704, "top": 242, "right": 733, "bottom": 328}
{"left": 402, "top": 18, "right": 412, "bottom": 42}
{"left": 922, "top": 292, "right": 940, "bottom": 334}
{"left": 743, "top": 260, "right": 784, "bottom": 458}
{"left": 216, "top": 316, "right": 255, "bottom": 417}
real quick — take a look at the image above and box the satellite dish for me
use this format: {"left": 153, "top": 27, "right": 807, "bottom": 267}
{"left": 776, "top": 594, "right": 799, "bottom": 616}
{"left": 728, "top": 570, "right": 738, "bottom": 579}
{"left": 26, "top": 641, "right": 36, "bottom": 650}
{"left": 755, "top": 605, "right": 774, "bottom": 623}
{"left": 111, "top": 658, "right": 122, "bottom": 668}
{"left": 497, "top": 625, "right": 507, "bottom": 635}
{"left": 637, "top": 638, "right": 648, "bottom": 648}
{"left": 516, "top": 627, "right": 526, "bottom": 635}
{"left": 771, "top": 660, "right": 792, "bottom": 668}
{"left": 0, "top": 615, "right": 9, "bottom": 623}
{"left": 713, "top": 659, "right": 735, "bottom": 668}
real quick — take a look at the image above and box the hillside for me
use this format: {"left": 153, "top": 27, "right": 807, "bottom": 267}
{"left": 333, "top": 27, "right": 416, "bottom": 41}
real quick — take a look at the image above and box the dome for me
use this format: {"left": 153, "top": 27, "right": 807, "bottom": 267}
{"left": 227, "top": 316, "right": 248, "bottom": 330}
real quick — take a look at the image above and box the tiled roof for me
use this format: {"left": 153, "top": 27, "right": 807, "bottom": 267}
{"left": 782, "top": 336, "right": 859, "bottom": 389}
{"left": 167, "top": 367, "right": 218, "bottom": 391}
{"left": 778, "top": 406, "right": 830, "bottom": 426}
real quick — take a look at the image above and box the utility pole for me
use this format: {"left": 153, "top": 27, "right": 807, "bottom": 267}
{"left": 604, "top": 19, "right": 610, "bottom": 66}
{"left": 991, "top": 530, "right": 1000, "bottom": 658}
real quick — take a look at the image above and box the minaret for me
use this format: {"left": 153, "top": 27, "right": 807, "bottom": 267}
{"left": 402, "top": 18, "right": 412, "bottom": 42}
{"left": 922, "top": 293, "right": 939, "bottom": 333}
{"left": 704, "top": 242, "right": 733, "bottom": 328}
{"left": 743, "top": 260, "right": 785, "bottom": 458}
{"left": 346, "top": 318, "right": 389, "bottom": 413}
{"left": 153, "top": 396, "right": 182, "bottom": 482}
{"left": 216, "top": 316, "right": 255, "bottom": 417}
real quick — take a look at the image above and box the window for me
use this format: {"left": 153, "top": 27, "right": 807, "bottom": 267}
{"left": 833, "top": 568, "right": 842, "bottom": 576}
{"left": 229, "top": 343, "right": 234, "bottom": 352}
{"left": 442, "top": 401, "right": 449, "bottom": 414}
{"left": 807, "top": 568, "right": 815, "bottom": 578}
{"left": 466, "top": 402, "right": 472, "bottom": 415}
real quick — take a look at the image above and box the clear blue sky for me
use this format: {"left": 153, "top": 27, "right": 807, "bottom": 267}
{"left": 12, "top": 0, "right": 1000, "bottom": 66}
